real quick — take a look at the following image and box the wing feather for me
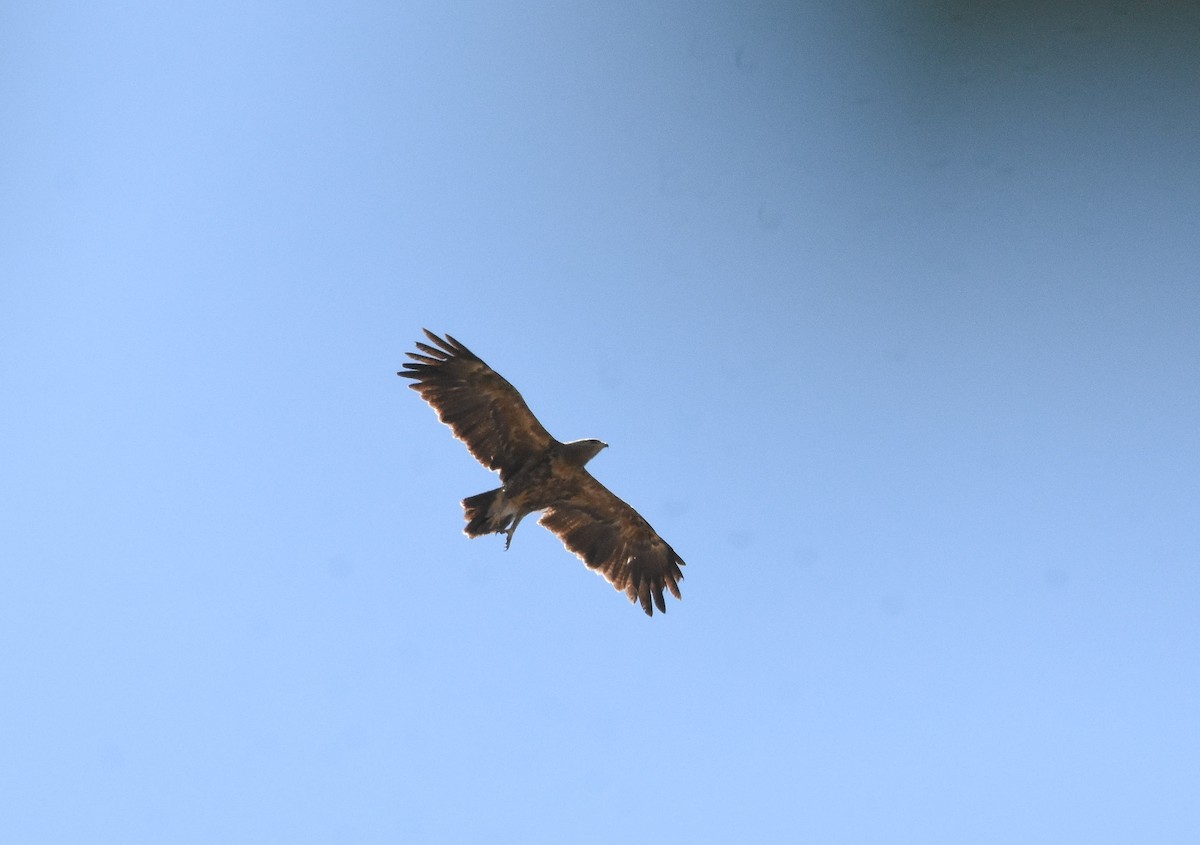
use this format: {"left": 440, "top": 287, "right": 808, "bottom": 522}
{"left": 398, "top": 329, "right": 556, "bottom": 479}
{"left": 539, "top": 472, "right": 685, "bottom": 616}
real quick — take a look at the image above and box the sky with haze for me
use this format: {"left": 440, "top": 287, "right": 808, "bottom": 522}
{"left": 2, "top": 2, "right": 1199, "bottom": 843}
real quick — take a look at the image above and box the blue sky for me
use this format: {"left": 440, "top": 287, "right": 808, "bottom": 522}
{"left": 2, "top": 2, "right": 1198, "bottom": 842}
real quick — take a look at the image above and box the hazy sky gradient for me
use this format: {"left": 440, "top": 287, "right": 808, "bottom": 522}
{"left": 3, "top": 2, "right": 1198, "bottom": 842}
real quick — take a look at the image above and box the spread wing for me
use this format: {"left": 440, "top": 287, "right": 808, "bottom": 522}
{"left": 399, "top": 329, "right": 556, "bottom": 480}
{"left": 539, "top": 472, "right": 685, "bottom": 616}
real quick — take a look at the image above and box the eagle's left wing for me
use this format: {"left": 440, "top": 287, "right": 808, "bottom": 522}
{"left": 539, "top": 472, "right": 685, "bottom": 616}
{"left": 399, "top": 329, "right": 557, "bottom": 481}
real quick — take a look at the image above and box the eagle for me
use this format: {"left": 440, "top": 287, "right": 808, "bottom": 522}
{"left": 399, "top": 330, "right": 685, "bottom": 615}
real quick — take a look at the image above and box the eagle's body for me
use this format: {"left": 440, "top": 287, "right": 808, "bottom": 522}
{"left": 399, "top": 330, "right": 684, "bottom": 615}
{"left": 462, "top": 438, "right": 606, "bottom": 548}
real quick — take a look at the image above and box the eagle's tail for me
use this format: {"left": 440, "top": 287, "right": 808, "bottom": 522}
{"left": 462, "top": 488, "right": 523, "bottom": 549}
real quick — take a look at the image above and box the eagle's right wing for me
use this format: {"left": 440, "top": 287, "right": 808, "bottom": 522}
{"left": 399, "top": 330, "right": 556, "bottom": 480}
{"left": 539, "top": 471, "right": 685, "bottom": 616}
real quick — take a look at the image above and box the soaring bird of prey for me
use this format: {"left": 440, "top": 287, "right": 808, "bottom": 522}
{"left": 399, "top": 330, "right": 685, "bottom": 615}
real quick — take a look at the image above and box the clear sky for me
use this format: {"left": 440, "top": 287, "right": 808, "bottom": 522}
{"left": 3, "top": 2, "right": 1198, "bottom": 843}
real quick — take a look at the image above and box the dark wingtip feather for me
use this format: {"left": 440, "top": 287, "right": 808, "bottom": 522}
{"left": 412, "top": 342, "right": 444, "bottom": 358}
{"left": 420, "top": 330, "right": 463, "bottom": 357}
{"left": 637, "top": 580, "right": 652, "bottom": 615}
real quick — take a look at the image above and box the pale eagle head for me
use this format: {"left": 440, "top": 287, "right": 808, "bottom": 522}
{"left": 564, "top": 438, "right": 608, "bottom": 466}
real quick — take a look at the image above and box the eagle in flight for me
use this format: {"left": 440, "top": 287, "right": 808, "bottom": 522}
{"left": 399, "top": 330, "right": 685, "bottom": 615}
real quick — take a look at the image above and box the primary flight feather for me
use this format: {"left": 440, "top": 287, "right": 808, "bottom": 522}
{"left": 399, "top": 330, "right": 685, "bottom": 615}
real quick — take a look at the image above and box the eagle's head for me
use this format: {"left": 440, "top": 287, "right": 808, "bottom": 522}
{"left": 563, "top": 438, "right": 608, "bottom": 466}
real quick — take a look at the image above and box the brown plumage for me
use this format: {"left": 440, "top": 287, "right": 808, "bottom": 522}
{"left": 399, "top": 329, "right": 685, "bottom": 616}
